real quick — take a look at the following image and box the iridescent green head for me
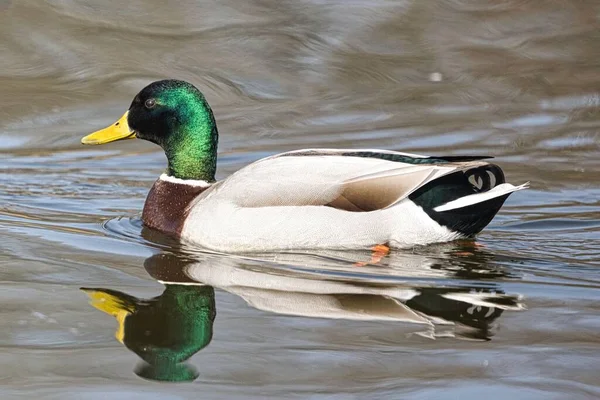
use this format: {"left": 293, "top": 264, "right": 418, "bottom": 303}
{"left": 82, "top": 80, "right": 219, "bottom": 181}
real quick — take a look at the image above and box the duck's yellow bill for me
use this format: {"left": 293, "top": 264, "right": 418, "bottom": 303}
{"left": 81, "top": 111, "right": 135, "bottom": 145}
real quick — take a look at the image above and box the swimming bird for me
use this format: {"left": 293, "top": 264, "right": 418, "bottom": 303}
{"left": 81, "top": 79, "right": 527, "bottom": 252}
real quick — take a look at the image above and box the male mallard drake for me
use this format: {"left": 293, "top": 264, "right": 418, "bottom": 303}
{"left": 82, "top": 80, "right": 527, "bottom": 252}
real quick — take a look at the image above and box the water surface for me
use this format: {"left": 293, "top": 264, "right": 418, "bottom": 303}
{"left": 1, "top": 1, "right": 600, "bottom": 398}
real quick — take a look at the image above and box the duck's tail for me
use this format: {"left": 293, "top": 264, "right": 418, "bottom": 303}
{"left": 433, "top": 182, "right": 529, "bottom": 212}
{"left": 408, "top": 164, "right": 528, "bottom": 236}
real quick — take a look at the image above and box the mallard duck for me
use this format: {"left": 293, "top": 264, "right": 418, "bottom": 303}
{"left": 82, "top": 80, "right": 527, "bottom": 252}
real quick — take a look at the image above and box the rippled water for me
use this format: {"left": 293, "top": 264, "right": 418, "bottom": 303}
{"left": 2, "top": 1, "right": 600, "bottom": 398}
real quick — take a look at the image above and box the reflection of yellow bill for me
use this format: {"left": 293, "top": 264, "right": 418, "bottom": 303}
{"left": 82, "top": 288, "right": 136, "bottom": 343}
{"left": 81, "top": 111, "right": 135, "bottom": 145}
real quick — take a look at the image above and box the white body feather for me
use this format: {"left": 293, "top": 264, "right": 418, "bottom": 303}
{"left": 177, "top": 149, "right": 526, "bottom": 252}
{"left": 183, "top": 196, "right": 461, "bottom": 252}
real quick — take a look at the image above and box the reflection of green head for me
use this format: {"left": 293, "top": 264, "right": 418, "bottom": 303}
{"left": 82, "top": 284, "right": 216, "bottom": 382}
{"left": 134, "top": 361, "right": 200, "bottom": 382}
{"left": 125, "top": 285, "right": 215, "bottom": 365}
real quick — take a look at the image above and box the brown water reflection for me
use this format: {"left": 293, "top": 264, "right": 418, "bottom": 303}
{"left": 1, "top": 0, "right": 600, "bottom": 398}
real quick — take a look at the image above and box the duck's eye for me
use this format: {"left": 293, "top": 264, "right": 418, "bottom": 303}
{"left": 144, "top": 98, "right": 156, "bottom": 109}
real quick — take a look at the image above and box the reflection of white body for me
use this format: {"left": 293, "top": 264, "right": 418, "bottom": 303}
{"left": 152, "top": 252, "right": 524, "bottom": 328}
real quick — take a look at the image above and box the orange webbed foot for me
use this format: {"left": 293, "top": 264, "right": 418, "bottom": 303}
{"left": 354, "top": 244, "right": 390, "bottom": 267}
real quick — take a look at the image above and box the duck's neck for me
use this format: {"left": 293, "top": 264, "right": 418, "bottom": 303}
{"left": 164, "top": 123, "right": 218, "bottom": 181}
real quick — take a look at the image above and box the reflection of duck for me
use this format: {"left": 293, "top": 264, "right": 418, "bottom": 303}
{"left": 145, "top": 250, "right": 523, "bottom": 340}
{"left": 82, "top": 284, "right": 215, "bottom": 382}
{"left": 83, "top": 246, "right": 524, "bottom": 382}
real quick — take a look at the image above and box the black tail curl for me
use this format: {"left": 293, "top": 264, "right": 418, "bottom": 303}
{"left": 408, "top": 164, "right": 509, "bottom": 236}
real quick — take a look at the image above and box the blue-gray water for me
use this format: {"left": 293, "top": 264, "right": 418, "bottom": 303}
{"left": 1, "top": 1, "right": 599, "bottom": 399}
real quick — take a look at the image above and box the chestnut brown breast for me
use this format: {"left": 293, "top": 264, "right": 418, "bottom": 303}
{"left": 142, "top": 179, "right": 210, "bottom": 237}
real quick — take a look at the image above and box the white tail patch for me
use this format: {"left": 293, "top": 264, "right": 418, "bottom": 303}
{"left": 441, "top": 293, "right": 525, "bottom": 311}
{"left": 434, "top": 182, "right": 529, "bottom": 212}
